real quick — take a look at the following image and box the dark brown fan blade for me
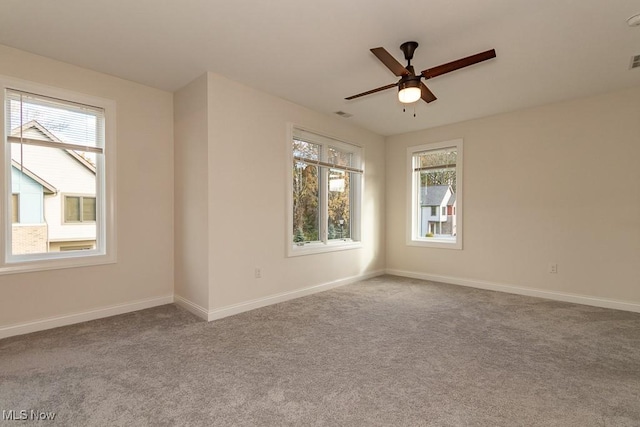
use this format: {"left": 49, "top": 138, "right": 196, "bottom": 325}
{"left": 345, "top": 83, "right": 397, "bottom": 100}
{"left": 371, "top": 47, "right": 410, "bottom": 77}
{"left": 421, "top": 49, "right": 496, "bottom": 80}
{"left": 420, "top": 82, "right": 437, "bottom": 103}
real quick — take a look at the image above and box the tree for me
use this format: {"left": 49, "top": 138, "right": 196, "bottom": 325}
{"left": 292, "top": 140, "right": 354, "bottom": 242}
{"left": 292, "top": 162, "right": 319, "bottom": 242}
{"left": 328, "top": 171, "right": 350, "bottom": 239}
{"left": 418, "top": 149, "right": 457, "bottom": 192}
{"left": 292, "top": 139, "right": 322, "bottom": 242}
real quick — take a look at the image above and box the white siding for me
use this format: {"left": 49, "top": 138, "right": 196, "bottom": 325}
{"left": 11, "top": 142, "right": 96, "bottom": 242}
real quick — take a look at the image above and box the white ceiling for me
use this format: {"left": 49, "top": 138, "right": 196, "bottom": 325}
{"left": 1, "top": 0, "right": 639, "bottom": 136}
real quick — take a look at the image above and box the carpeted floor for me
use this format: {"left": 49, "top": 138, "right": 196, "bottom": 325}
{"left": 1, "top": 275, "right": 640, "bottom": 426}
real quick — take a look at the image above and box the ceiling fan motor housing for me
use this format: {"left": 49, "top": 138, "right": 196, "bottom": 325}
{"left": 400, "top": 41, "right": 419, "bottom": 61}
{"left": 398, "top": 76, "right": 421, "bottom": 90}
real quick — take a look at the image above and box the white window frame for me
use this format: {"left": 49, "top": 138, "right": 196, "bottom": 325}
{"left": 286, "top": 124, "right": 363, "bottom": 257}
{"left": 407, "top": 139, "right": 463, "bottom": 250}
{"left": 0, "top": 75, "right": 116, "bottom": 274}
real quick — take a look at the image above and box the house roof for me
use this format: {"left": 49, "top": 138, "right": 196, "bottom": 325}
{"left": 11, "top": 120, "right": 96, "bottom": 174}
{"left": 421, "top": 185, "right": 453, "bottom": 206}
{"left": 10, "top": 160, "right": 57, "bottom": 194}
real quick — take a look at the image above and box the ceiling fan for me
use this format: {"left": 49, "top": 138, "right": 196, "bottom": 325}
{"left": 345, "top": 41, "right": 496, "bottom": 105}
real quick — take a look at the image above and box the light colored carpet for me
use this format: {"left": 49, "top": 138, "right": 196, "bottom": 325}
{"left": 1, "top": 275, "right": 640, "bottom": 426}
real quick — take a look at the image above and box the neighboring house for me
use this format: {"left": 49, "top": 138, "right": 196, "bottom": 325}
{"left": 446, "top": 193, "right": 457, "bottom": 235}
{"left": 11, "top": 120, "right": 97, "bottom": 254}
{"left": 420, "top": 185, "right": 457, "bottom": 236}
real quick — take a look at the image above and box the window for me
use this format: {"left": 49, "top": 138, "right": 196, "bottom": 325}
{"left": 407, "top": 139, "right": 463, "bottom": 249}
{"left": 60, "top": 245, "right": 93, "bottom": 252}
{"left": 1, "top": 76, "right": 116, "bottom": 273}
{"left": 64, "top": 195, "right": 96, "bottom": 223}
{"left": 289, "top": 126, "right": 362, "bottom": 256}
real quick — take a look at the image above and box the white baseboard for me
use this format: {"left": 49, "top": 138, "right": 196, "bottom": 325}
{"left": 173, "top": 270, "right": 385, "bottom": 322}
{"left": 1, "top": 271, "right": 386, "bottom": 340}
{"left": 207, "top": 270, "right": 385, "bottom": 321}
{"left": 174, "top": 295, "right": 209, "bottom": 320}
{"left": 0, "top": 294, "right": 175, "bottom": 340}
{"left": 385, "top": 269, "right": 640, "bottom": 313}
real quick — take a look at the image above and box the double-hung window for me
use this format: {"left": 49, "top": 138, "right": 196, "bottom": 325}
{"left": 408, "top": 139, "right": 463, "bottom": 249}
{"left": 289, "top": 127, "right": 362, "bottom": 256}
{"left": 63, "top": 195, "right": 97, "bottom": 223}
{"left": 1, "top": 77, "right": 115, "bottom": 273}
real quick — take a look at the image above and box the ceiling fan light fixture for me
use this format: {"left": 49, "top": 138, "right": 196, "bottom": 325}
{"left": 398, "top": 79, "right": 421, "bottom": 103}
{"left": 345, "top": 42, "right": 495, "bottom": 106}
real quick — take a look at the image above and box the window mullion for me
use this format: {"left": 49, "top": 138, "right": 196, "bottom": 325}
{"left": 319, "top": 167, "right": 329, "bottom": 244}
{"left": 413, "top": 160, "right": 420, "bottom": 237}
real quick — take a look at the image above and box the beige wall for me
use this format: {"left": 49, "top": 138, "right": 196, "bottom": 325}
{"left": 174, "top": 74, "right": 210, "bottom": 310}
{"left": 0, "top": 45, "right": 174, "bottom": 327}
{"left": 386, "top": 85, "right": 640, "bottom": 304}
{"left": 4, "top": 41, "right": 637, "bottom": 335}
{"left": 206, "top": 72, "right": 386, "bottom": 310}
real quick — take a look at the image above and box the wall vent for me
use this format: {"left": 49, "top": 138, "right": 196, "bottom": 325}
{"left": 334, "top": 111, "right": 353, "bottom": 118}
{"left": 631, "top": 54, "right": 640, "bottom": 69}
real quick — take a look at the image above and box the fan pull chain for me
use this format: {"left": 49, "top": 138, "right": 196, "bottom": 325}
{"left": 401, "top": 105, "right": 418, "bottom": 117}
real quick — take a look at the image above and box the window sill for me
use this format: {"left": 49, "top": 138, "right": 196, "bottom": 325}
{"left": 407, "top": 237, "right": 462, "bottom": 250}
{"left": 288, "top": 240, "right": 362, "bottom": 257}
{"left": 0, "top": 251, "right": 115, "bottom": 275}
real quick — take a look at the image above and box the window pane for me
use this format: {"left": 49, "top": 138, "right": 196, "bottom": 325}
{"left": 4, "top": 86, "right": 108, "bottom": 264}
{"left": 83, "top": 197, "right": 96, "bottom": 221}
{"left": 415, "top": 148, "right": 457, "bottom": 240}
{"left": 328, "top": 169, "right": 351, "bottom": 240}
{"left": 328, "top": 147, "right": 352, "bottom": 168}
{"left": 65, "top": 196, "right": 80, "bottom": 222}
{"left": 292, "top": 161, "right": 320, "bottom": 243}
{"left": 7, "top": 90, "right": 103, "bottom": 149}
{"left": 293, "top": 139, "right": 320, "bottom": 162}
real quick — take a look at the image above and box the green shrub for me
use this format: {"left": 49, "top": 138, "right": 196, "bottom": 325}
{"left": 294, "top": 228, "right": 306, "bottom": 243}
{"left": 328, "top": 223, "right": 337, "bottom": 239}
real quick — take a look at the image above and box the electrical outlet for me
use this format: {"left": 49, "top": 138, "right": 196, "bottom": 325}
{"left": 548, "top": 263, "right": 558, "bottom": 274}
{"left": 254, "top": 267, "right": 262, "bottom": 279}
